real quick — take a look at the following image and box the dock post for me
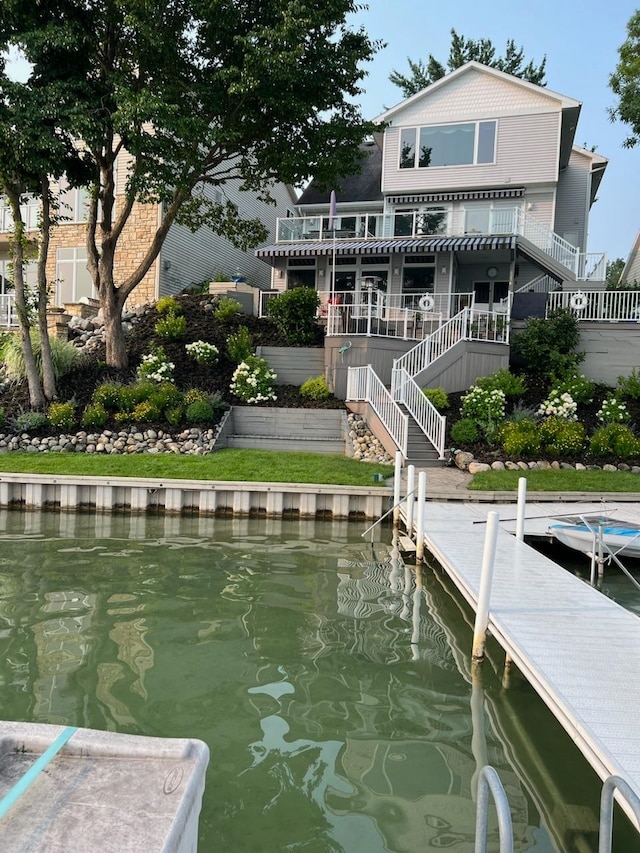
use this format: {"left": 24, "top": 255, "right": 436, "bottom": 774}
{"left": 472, "top": 511, "right": 500, "bottom": 664}
{"left": 415, "top": 472, "right": 427, "bottom": 563}
{"left": 406, "top": 465, "right": 416, "bottom": 535}
{"left": 393, "top": 451, "right": 402, "bottom": 529}
{"left": 516, "top": 477, "right": 527, "bottom": 541}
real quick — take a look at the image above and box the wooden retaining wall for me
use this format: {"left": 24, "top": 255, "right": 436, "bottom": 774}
{"left": 0, "top": 473, "right": 390, "bottom": 519}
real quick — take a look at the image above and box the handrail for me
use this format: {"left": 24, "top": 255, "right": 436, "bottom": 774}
{"left": 361, "top": 484, "right": 418, "bottom": 539}
{"left": 346, "top": 365, "right": 408, "bottom": 460}
{"left": 395, "top": 367, "right": 447, "bottom": 459}
{"left": 547, "top": 290, "right": 640, "bottom": 322}
{"left": 392, "top": 307, "right": 470, "bottom": 385}
{"left": 474, "top": 766, "right": 514, "bottom": 853}
{"left": 599, "top": 775, "right": 640, "bottom": 853}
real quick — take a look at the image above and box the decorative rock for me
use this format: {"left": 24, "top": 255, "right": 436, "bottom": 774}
{"left": 517, "top": 461, "right": 528, "bottom": 471}
{"left": 537, "top": 460, "right": 551, "bottom": 470}
{"left": 505, "top": 461, "right": 520, "bottom": 471}
{"left": 468, "top": 461, "right": 491, "bottom": 474}
{"left": 560, "top": 462, "right": 574, "bottom": 470}
{"left": 603, "top": 464, "right": 617, "bottom": 472}
{"left": 551, "top": 461, "right": 561, "bottom": 470}
{"left": 490, "top": 461, "right": 505, "bottom": 471}
{"left": 575, "top": 463, "right": 586, "bottom": 471}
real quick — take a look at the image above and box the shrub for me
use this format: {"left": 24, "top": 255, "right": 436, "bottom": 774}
{"left": 185, "top": 340, "right": 219, "bottom": 366}
{"left": 617, "top": 367, "right": 640, "bottom": 400}
{"left": 214, "top": 296, "right": 242, "bottom": 322}
{"left": 461, "top": 386, "right": 506, "bottom": 423}
{"left": 539, "top": 417, "right": 585, "bottom": 457}
{"left": 511, "top": 309, "right": 583, "bottom": 381}
{"left": 537, "top": 390, "right": 578, "bottom": 421}
{"left": 450, "top": 418, "right": 479, "bottom": 445}
{"left": 186, "top": 399, "right": 214, "bottom": 423}
{"left": 266, "top": 286, "right": 320, "bottom": 345}
{"left": 597, "top": 395, "right": 630, "bottom": 424}
{"left": 475, "top": 368, "right": 525, "bottom": 399}
{"left": 131, "top": 401, "right": 161, "bottom": 422}
{"left": 165, "top": 404, "right": 185, "bottom": 426}
{"left": 155, "top": 295, "right": 182, "bottom": 316}
{"left": 300, "top": 375, "right": 330, "bottom": 401}
{"left": 590, "top": 424, "right": 640, "bottom": 460}
{"left": 423, "top": 387, "right": 449, "bottom": 411}
{"left": 230, "top": 356, "right": 277, "bottom": 403}
{"left": 82, "top": 402, "right": 109, "bottom": 429}
{"left": 226, "top": 326, "right": 254, "bottom": 363}
{"left": 554, "top": 373, "right": 594, "bottom": 405}
{"left": 92, "top": 383, "right": 123, "bottom": 410}
{"left": 116, "top": 385, "right": 138, "bottom": 413}
{"left": 1, "top": 330, "right": 79, "bottom": 382}
{"left": 148, "top": 382, "right": 182, "bottom": 413}
{"left": 155, "top": 313, "right": 187, "bottom": 340}
{"left": 47, "top": 401, "right": 76, "bottom": 431}
{"left": 136, "top": 346, "right": 175, "bottom": 383}
{"left": 183, "top": 388, "right": 209, "bottom": 406}
{"left": 500, "top": 419, "right": 541, "bottom": 457}
{"left": 15, "top": 410, "right": 49, "bottom": 432}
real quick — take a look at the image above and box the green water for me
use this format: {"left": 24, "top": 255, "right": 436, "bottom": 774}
{"left": 0, "top": 510, "right": 633, "bottom": 852}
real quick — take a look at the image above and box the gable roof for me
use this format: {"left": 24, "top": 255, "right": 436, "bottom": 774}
{"left": 298, "top": 140, "right": 382, "bottom": 206}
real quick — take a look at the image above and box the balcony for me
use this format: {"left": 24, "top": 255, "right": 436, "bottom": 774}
{"left": 275, "top": 209, "right": 606, "bottom": 282}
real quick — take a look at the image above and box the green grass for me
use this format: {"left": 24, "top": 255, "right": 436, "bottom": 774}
{"left": 0, "top": 449, "right": 393, "bottom": 487}
{"left": 469, "top": 468, "right": 640, "bottom": 492}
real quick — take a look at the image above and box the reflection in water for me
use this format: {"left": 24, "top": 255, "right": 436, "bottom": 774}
{"left": 0, "top": 510, "right": 631, "bottom": 851}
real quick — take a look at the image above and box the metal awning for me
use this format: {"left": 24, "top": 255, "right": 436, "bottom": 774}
{"left": 387, "top": 188, "right": 525, "bottom": 204}
{"left": 256, "top": 235, "right": 517, "bottom": 259}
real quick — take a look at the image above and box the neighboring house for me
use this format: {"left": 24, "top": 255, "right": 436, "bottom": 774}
{"left": 620, "top": 231, "right": 640, "bottom": 287}
{"left": 0, "top": 163, "right": 297, "bottom": 321}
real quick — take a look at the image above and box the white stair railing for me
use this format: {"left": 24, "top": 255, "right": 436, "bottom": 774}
{"left": 346, "top": 365, "right": 408, "bottom": 460}
{"left": 395, "top": 367, "right": 446, "bottom": 459}
{"left": 391, "top": 307, "right": 470, "bottom": 390}
{"left": 514, "top": 274, "right": 558, "bottom": 294}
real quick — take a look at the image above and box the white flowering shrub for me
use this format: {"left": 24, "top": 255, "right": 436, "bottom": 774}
{"left": 597, "top": 395, "right": 629, "bottom": 425}
{"left": 460, "top": 386, "right": 506, "bottom": 423}
{"left": 230, "top": 356, "right": 277, "bottom": 404}
{"left": 136, "top": 346, "right": 175, "bottom": 384}
{"left": 185, "top": 340, "right": 219, "bottom": 366}
{"left": 537, "top": 390, "right": 577, "bottom": 421}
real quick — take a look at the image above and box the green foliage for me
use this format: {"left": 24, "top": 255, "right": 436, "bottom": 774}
{"left": 92, "top": 383, "right": 123, "bottom": 411}
{"left": 511, "top": 309, "right": 583, "bottom": 381}
{"left": 500, "top": 419, "right": 541, "bottom": 457}
{"left": 617, "top": 367, "right": 640, "bottom": 399}
{"left": 475, "top": 368, "right": 525, "bottom": 399}
{"left": 597, "top": 395, "right": 630, "bottom": 424}
{"left": 47, "top": 401, "right": 76, "bottom": 431}
{"left": 183, "top": 388, "right": 209, "bottom": 406}
{"left": 155, "top": 313, "right": 187, "bottom": 340}
{"left": 149, "top": 382, "right": 182, "bottom": 412}
{"left": 185, "top": 340, "right": 219, "bottom": 366}
{"left": 214, "top": 296, "right": 242, "bottom": 322}
{"left": 390, "top": 28, "right": 546, "bottom": 97}
{"left": 539, "top": 417, "right": 586, "bottom": 457}
{"left": 165, "top": 405, "right": 185, "bottom": 426}
{"left": 460, "top": 386, "right": 506, "bottom": 439}
{"left": 226, "top": 326, "right": 254, "bottom": 363}
{"left": 132, "top": 401, "right": 161, "bottom": 423}
{"left": 590, "top": 424, "right": 640, "bottom": 459}
{"left": 266, "top": 287, "right": 320, "bottom": 345}
{"left": 605, "top": 257, "right": 626, "bottom": 289}
{"left": 230, "top": 356, "right": 277, "bottom": 404}
{"left": 422, "top": 387, "right": 449, "bottom": 411}
{"left": 136, "top": 346, "right": 175, "bottom": 383}
{"left": 537, "top": 390, "right": 577, "bottom": 421}
{"left": 450, "top": 418, "right": 479, "bottom": 445}
{"left": 300, "top": 375, "right": 330, "bottom": 401}
{"left": 609, "top": 11, "right": 640, "bottom": 148}
{"left": 186, "top": 400, "right": 214, "bottom": 424}
{"left": 553, "top": 374, "right": 594, "bottom": 405}
{"left": 155, "top": 296, "right": 182, "bottom": 316}
{"left": 1, "top": 331, "right": 79, "bottom": 383}
{"left": 15, "top": 411, "right": 48, "bottom": 432}
{"left": 81, "top": 403, "right": 109, "bottom": 429}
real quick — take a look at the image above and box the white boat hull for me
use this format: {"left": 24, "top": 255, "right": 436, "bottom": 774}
{"left": 550, "top": 519, "right": 640, "bottom": 559}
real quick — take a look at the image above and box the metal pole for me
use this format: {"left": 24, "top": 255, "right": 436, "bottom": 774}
{"left": 515, "top": 477, "right": 527, "bottom": 541}
{"left": 406, "top": 465, "right": 416, "bottom": 536}
{"left": 393, "top": 451, "right": 402, "bottom": 529}
{"left": 415, "top": 471, "right": 427, "bottom": 563}
{"left": 472, "top": 511, "right": 500, "bottom": 663}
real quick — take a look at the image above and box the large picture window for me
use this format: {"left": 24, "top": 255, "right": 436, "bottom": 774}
{"left": 56, "top": 247, "right": 94, "bottom": 304}
{"left": 399, "top": 121, "right": 496, "bottom": 169}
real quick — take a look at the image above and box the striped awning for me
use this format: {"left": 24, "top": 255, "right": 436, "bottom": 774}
{"left": 256, "top": 235, "right": 517, "bottom": 259}
{"left": 386, "top": 188, "right": 525, "bottom": 204}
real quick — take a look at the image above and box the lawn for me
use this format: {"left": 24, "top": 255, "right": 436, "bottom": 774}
{"left": 469, "top": 468, "right": 640, "bottom": 493}
{"left": 0, "top": 448, "right": 393, "bottom": 487}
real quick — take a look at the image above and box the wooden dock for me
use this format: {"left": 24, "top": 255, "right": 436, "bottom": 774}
{"left": 406, "top": 500, "right": 640, "bottom": 827}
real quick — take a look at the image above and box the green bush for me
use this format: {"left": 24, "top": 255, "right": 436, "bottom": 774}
{"left": 266, "top": 287, "right": 320, "bottom": 345}
{"left": 82, "top": 403, "right": 109, "bottom": 429}
{"left": 165, "top": 404, "right": 185, "bottom": 426}
{"left": 300, "top": 375, "right": 330, "bottom": 401}
{"left": 136, "top": 346, "right": 174, "bottom": 383}
{"left": 1, "top": 330, "right": 79, "bottom": 383}
{"left": 15, "top": 410, "right": 48, "bottom": 432}
{"left": 590, "top": 424, "right": 640, "bottom": 460}
{"left": 230, "top": 356, "right": 277, "bottom": 403}
{"left": 148, "top": 382, "right": 182, "bottom": 412}
{"left": 450, "top": 418, "right": 479, "bottom": 445}
{"left": 186, "top": 399, "right": 214, "bottom": 423}
{"left": 155, "top": 313, "right": 187, "bottom": 340}
{"left": 47, "top": 401, "right": 76, "bottom": 431}
{"left": 423, "top": 387, "right": 449, "bottom": 411}
{"left": 92, "top": 383, "right": 123, "bottom": 411}
{"left": 226, "top": 326, "right": 254, "bottom": 363}
{"left": 539, "top": 417, "right": 586, "bottom": 457}
{"left": 475, "top": 368, "right": 525, "bottom": 399}
{"left": 183, "top": 388, "right": 209, "bottom": 406}
{"left": 617, "top": 367, "right": 640, "bottom": 400}
{"left": 155, "top": 296, "right": 182, "bottom": 316}
{"left": 214, "top": 296, "right": 242, "bottom": 322}
{"left": 511, "top": 309, "right": 583, "bottom": 382}
{"left": 554, "top": 373, "right": 594, "bottom": 405}
{"left": 500, "top": 419, "right": 541, "bottom": 457}
{"left": 131, "top": 401, "right": 161, "bottom": 422}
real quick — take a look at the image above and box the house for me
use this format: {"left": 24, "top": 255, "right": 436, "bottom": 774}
{"left": 255, "top": 61, "right": 620, "bottom": 463}
{"left": 620, "top": 231, "right": 640, "bottom": 287}
{"left": 0, "top": 164, "right": 297, "bottom": 325}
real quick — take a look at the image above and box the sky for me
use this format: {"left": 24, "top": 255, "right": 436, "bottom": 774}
{"left": 346, "top": 0, "right": 639, "bottom": 263}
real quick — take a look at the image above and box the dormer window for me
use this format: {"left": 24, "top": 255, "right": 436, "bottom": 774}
{"left": 399, "top": 121, "right": 497, "bottom": 169}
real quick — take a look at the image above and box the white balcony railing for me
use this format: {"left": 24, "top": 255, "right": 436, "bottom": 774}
{"left": 346, "top": 365, "right": 408, "bottom": 460}
{"left": 547, "top": 290, "right": 640, "bottom": 322}
{"left": 0, "top": 293, "right": 17, "bottom": 327}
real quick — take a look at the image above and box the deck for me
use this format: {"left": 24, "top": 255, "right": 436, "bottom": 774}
{"left": 407, "top": 500, "right": 640, "bottom": 827}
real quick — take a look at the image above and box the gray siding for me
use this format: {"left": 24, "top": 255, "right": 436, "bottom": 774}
{"left": 579, "top": 324, "right": 640, "bottom": 385}
{"left": 256, "top": 347, "right": 325, "bottom": 386}
{"left": 554, "top": 150, "right": 590, "bottom": 250}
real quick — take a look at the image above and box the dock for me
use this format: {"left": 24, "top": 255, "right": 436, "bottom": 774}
{"left": 405, "top": 499, "right": 640, "bottom": 827}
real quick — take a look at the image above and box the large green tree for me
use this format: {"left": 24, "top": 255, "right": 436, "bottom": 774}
{"left": 4, "top": 0, "right": 379, "bottom": 368}
{"left": 605, "top": 257, "right": 626, "bottom": 289}
{"left": 389, "top": 28, "right": 547, "bottom": 98}
{"left": 610, "top": 10, "right": 640, "bottom": 148}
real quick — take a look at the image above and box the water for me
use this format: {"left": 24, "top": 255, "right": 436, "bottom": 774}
{"left": 0, "top": 510, "right": 634, "bottom": 852}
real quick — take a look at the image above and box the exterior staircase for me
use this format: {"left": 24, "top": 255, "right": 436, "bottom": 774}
{"left": 400, "top": 404, "right": 442, "bottom": 468}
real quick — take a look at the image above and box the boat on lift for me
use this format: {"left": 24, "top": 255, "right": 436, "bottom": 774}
{"left": 549, "top": 515, "right": 640, "bottom": 559}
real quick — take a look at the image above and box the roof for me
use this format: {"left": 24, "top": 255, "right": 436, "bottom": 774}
{"left": 620, "top": 231, "right": 640, "bottom": 285}
{"left": 256, "top": 234, "right": 516, "bottom": 258}
{"left": 297, "top": 141, "right": 383, "bottom": 206}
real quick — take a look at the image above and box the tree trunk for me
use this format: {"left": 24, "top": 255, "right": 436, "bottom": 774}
{"left": 37, "top": 179, "right": 57, "bottom": 400}
{"left": 102, "top": 284, "right": 129, "bottom": 370}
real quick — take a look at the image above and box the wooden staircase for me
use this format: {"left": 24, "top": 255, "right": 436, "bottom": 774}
{"left": 399, "top": 403, "right": 442, "bottom": 468}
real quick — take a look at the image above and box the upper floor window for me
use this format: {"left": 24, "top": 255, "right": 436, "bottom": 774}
{"left": 57, "top": 176, "right": 90, "bottom": 223}
{"left": 399, "top": 121, "right": 497, "bottom": 169}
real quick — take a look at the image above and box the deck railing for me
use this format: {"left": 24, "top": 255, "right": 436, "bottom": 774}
{"left": 346, "top": 365, "right": 408, "bottom": 460}
{"left": 392, "top": 308, "right": 471, "bottom": 384}
{"left": 393, "top": 367, "right": 446, "bottom": 459}
{"left": 547, "top": 290, "right": 640, "bottom": 322}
